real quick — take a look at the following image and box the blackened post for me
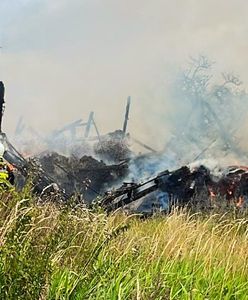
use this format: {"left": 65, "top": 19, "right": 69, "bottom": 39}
{"left": 92, "top": 117, "right": 102, "bottom": 143}
{"left": 122, "top": 96, "right": 131, "bottom": 136}
{"left": 84, "top": 111, "right": 94, "bottom": 138}
{"left": 0, "top": 82, "right": 5, "bottom": 133}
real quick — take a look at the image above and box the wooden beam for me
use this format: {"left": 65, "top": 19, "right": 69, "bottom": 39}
{"left": 122, "top": 96, "right": 131, "bottom": 135}
{"left": 84, "top": 111, "right": 94, "bottom": 138}
{"left": 131, "top": 137, "right": 157, "bottom": 153}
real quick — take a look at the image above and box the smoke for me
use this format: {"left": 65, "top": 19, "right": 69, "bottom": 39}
{"left": 0, "top": 0, "right": 248, "bottom": 153}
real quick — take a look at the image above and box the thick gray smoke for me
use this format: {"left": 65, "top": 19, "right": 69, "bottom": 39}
{"left": 126, "top": 54, "right": 248, "bottom": 180}
{"left": 1, "top": 0, "right": 248, "bottom": 160}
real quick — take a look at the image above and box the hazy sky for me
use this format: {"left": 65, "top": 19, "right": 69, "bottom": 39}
{"left": 0, "top": 0, "right": 248, "bottom": 148}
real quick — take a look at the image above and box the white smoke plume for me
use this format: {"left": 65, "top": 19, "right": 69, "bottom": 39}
{"left": 0, "top": 0, "right": 248, "bottom": 157}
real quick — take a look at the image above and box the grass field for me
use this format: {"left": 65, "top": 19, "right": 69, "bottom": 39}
{"left": 0, "top": 190, "right": 248, "bottom": 299}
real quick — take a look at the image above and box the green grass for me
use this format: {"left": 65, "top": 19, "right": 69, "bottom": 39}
{"left": 0, "top": 190, "right": 248, "bottom": 299}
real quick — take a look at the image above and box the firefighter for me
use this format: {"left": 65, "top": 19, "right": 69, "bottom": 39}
{"left": 0, "top": 142, "right": 14, "bottom": 190}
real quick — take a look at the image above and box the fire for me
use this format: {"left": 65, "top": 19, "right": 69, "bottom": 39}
{"left": 236, "top": 196, "right": 244, "bottom": 208}
{"left": 208, "top": 187, "right": 216, "bottom": 206}
{"left": 209, "top": 190, "right": 216, "bottom": 198}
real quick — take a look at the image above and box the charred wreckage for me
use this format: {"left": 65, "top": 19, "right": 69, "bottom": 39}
{"left": 1, "top": 81, "right": 248, "bottom": 213}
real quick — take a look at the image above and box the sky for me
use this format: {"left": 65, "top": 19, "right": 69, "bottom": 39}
{"left": 0, "top": 0, "right": 248, "bottom": 149}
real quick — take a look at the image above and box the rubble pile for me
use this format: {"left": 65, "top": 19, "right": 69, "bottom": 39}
{"left": 8, "top": 132, "right": 248, "bottom": 213}
{"left": 209, "top": 166, "right": 248, "bottom": 203}
{"left": 16, "top": 144, "right": 248, "bottom": 213}
{"left": 38, "top": 152, "right": 128, "bottom": 201}
{"left": 9, "top": 142, "right": 248, "bottom": 213}
{"left": 100, "top": 164, "right": 248, "bottom": 213}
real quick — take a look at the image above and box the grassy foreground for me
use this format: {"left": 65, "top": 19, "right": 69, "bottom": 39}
{"left": 0, "top": 191, "right": 248, "bottom": 299}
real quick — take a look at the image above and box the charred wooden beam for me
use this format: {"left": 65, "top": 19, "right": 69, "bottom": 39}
{"left": 84, "top": 111, "right": 94, "bottom": 138}
{"left": 122, "top": 96, "right": 131, "bottom": 136}
{"left": 131, "top": 137, "right": 157, "bottom": 153}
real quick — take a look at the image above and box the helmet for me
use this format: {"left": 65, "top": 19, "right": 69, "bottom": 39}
{"left": 0, "top": 142, "right": 5, "bottom": 157}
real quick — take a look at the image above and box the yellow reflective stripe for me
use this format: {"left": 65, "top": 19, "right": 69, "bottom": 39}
{"left": 0, "top": 173, "right": 8, "bottom": 180}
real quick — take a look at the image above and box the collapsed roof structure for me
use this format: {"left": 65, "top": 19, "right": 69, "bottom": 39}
{"left": 2, "top": 55, "right": 248, "bottom": 213}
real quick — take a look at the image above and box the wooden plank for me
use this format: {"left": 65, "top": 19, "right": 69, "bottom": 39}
{"left": 122, "top": 96, "right": 131, "bottom": 135}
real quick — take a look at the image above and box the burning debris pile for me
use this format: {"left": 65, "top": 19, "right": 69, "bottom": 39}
{"left": 10, "top": 144, "right": 248, "bottom": 213}
{"left": 2, "top": 56, "right": 248, "bottom": 213}
{"left": 100, "top": 164, "right": 248, "bottom": 213}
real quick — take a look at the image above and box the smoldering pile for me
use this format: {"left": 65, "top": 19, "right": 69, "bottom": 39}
{"left": 100, "top": 163, "right": 248, "bottom": 213}
{"left": 26, "top": 142, "right": 248, "bottom": 214}
{"left": 9, "top": 56, "right": 248, "bottom": 212}
{"left": 36, "top": 151, "right": 129, "bottom": 202}
{"left": 10, "top": 135, "right": 248, "bottom": 213}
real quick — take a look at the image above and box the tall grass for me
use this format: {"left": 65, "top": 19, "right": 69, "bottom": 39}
{"left": 0, "top": 190, "right": 248, "bottom": 299}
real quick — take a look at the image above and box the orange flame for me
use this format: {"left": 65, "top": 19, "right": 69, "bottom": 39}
{"left": 237, "top": 196, "right": 244, "bottom": 208}
{"left": 209, "top": 188, "right": 216, "bottom": 198}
